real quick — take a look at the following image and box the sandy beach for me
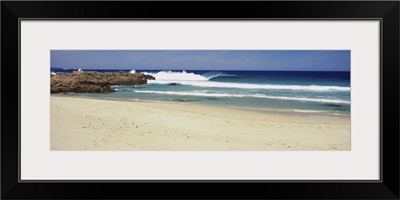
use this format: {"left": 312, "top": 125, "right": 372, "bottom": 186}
{"left": 50, "top": 96, "right": 351, "bottom": 150}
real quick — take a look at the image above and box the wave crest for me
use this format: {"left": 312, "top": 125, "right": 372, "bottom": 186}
{"left": 201, "top": 72, "right": 236, "bottom": 79}
{"left": 143, "top": 70, "right": 235, "bottom": 82}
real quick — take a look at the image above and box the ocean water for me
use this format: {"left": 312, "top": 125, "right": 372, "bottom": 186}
{"left": 51, "top": 68, "right": 350, "bottom": 116}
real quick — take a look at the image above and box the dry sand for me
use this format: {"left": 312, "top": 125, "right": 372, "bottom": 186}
{"left": 50, "top": 96, "right": 350, "bottom": 150}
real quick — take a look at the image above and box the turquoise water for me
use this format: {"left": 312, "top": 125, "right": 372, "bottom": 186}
{"left": 52, "top": 69, "right": 350, "bottom": 115}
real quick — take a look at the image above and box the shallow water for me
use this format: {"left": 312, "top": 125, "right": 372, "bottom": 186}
{"left": 51, "top": 69, "right": 351, "bottom": 115}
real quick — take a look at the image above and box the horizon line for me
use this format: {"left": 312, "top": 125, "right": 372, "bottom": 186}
{"left": 51, "top": 67, "right": 350, "bottom": 72}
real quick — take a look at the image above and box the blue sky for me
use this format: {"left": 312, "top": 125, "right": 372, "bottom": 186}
{"left": 51, "top": 50, "right": 350, "bottom": 71}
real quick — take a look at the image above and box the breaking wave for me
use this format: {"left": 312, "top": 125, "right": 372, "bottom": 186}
{"left": 142, "top": 71, "right": 350, "bottom": 92}
{"left": 142, "top": 70, "right": 234, "bottom": 81}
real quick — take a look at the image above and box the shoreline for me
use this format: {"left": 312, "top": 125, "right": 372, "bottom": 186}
{"left": 51, "top": 95, "right": 351, "bottom": 150}
{"left": 51, "top": 94, "right": 350, "bottom": 119}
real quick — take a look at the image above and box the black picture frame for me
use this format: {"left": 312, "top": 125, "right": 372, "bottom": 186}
{"left": 2, "top": 1, "right": 399, "bottom": 199}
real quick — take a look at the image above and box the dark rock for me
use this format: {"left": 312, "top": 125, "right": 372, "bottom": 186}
{"left": 325, "top": 103, "right": 343, "bottom": 107}
{"left": 168, "top": 83, "right": 180, "bottom": 86}
{"left": 50, "top": 71, "right": 155, "bottom": 93}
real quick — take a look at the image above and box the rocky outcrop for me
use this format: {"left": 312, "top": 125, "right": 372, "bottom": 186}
{"left": 51, "top": 71, "right": 155, "bottom": 93}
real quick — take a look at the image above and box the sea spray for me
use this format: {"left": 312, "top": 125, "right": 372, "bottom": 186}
{"left": 143, "top": 70, "right": 209, "bottom": 81}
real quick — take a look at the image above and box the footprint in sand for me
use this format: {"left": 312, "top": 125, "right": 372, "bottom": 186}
{"left": 101, "top": 138, "right": 109, "bottom": 143}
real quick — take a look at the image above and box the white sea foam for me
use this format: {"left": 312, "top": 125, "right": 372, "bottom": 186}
{"left": 133, "top": 90, "right": 350, "bottom": 104}
{"left": 129, "top": 69, "right": 136, "bottom": 73}
{"left": 143, "top": 71, "right": 350, "bottom": 92}
{"left": 51, "top": 71, "right": 56, "bottom": 75}
{"left": 149, "top": 80, "right": 350, "bottom": 92}
{"left": 143, "top": 71, "right": 209, "bottom": 81}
